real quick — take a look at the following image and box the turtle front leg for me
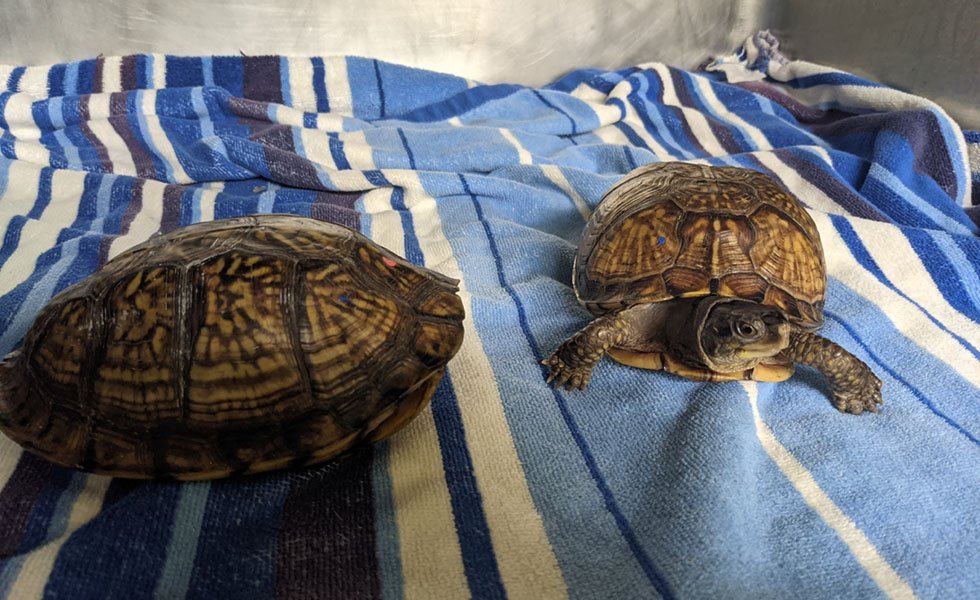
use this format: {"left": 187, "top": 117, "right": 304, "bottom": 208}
{"left": 781, "top": 331, "right": 883, "bottom": 414}
{"left": 542, "top": 313, "right": 632, "bottom": 391}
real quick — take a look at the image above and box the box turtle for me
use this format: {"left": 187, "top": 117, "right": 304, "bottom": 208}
{"left": 0, "top": 214, "right": 465, "bottom": 479}
{"left": 543, "top": 162, "right": 883, "bottom": 414}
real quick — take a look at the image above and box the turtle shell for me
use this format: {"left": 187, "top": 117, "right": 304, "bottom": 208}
{"left": 574, "top": 162, "right": 826, "bottom": 327}
{"left": 0, "top": 214, "right": 465, "bottom": 480}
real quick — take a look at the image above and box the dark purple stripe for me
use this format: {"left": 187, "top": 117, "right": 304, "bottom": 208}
{"left": 654, "top": 68, "right": 707, "bottom": 157}
{"left": 276, "top": 446, "right": 381, "bottom": 600}
{"left": 121, "top": 56, "right": 139, "bottom": 91}
{"left": 108, "top": 93, "right": 156, "bottom": 180}
{"left": 243, "top": 56, "right": 284, "bottom": 104}
{"left": 160, "top": 185, "right": 184, "bottom": 234}
{"left": 78, "top": 96, "right": 113, "bottom": 173}
{"left": 310, "top": 191, "right": 364, "bottom": 230}
{"left": 735, "top": 81, "right": 840, "bottom": 124}
{"left": 0, "top": 454, "right": 54, "bottom": 558}
{"left": 809, "top": 111, "right": 959, "bottom": 201}
{"left": 243, "top": 119, "right": 326, "bottom": 191}
{"left": 98, "top": 178, "right": 145, "bottom": 266}
{"left": 92, "top": 56, "right": 104, "bottom": 94}
{"left": 775, "top": 148, "right": 892, "bottom": 221}
{"left": 672, "top": 70, "right": 742, "bottom": 154}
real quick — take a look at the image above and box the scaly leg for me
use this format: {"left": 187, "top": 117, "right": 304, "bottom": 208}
{"left": 780, "top": 331, "right": 883, "bottom": 414}
{"left": 542, "top": 313, "right": 632, "bottom": 390}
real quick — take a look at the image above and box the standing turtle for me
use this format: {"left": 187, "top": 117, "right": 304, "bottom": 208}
{"left": 0, "top": 214, "right": 465, "bottom": 479}
{"left": 543, "top": 162, "right": 882, "bottom": 414}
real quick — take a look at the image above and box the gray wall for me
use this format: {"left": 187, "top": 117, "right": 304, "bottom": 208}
{"left": 0, "top": 0, "right": 975, "bottom": 128}
{"left": 769, "top": 0, "right": 979, "bottom": 128}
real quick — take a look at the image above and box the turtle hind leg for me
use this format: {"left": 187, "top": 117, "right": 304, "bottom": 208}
{"left": 781, "top": 331, "right": 883, "bottom": 414}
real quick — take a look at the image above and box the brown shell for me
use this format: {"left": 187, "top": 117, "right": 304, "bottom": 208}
{"left": 0, "top": 214, "right": 465, "bottom": 480}
{"left": 574, "top": 162, "right": 826, "bottom": 327}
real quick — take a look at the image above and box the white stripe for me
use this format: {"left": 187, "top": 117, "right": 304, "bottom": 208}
{"left": 541, "top": 164, "right": 591, "bottom": 221}
{"left": 0, "top": 66, "right": 12, "bottom": 86}
{"left": 102, "top": 56, "right": 122, "bottom": 93}
{"left": 499, "top": 128, "right": 533, "bottom": 165}
{"left": 324, "top": 58, "right": 354, "bottom": 116}
{"left": 107, "top": 181, "right": 166, "bottom": 260}
{"left": 649, "top": 64, "right": 727, "bottom": 156}
{"left": 743, "top": 382, "right": 917, "bottom": 600}
{"left": 297, "top": 127, "right": 337, "bottom": 168}
{"left": 691, "top": 74, "right": 773, "bottom": 150}
{"left": 0, "top": 434, "right": 24, "bottom": 492}
{"left": 0, "top": 168, "right": 83, "bottom": 297}
{"left": 360, "top": 187, "right": 464, "bottom": 599}
{"left": 569, "top": 82, "right": 626, "bottom": 128}
{"left": 85, "top": 94, "right": 140, "bottom": 176}
{"left": 848, "top": 217, "right": 980, "bottom": 345}
{"left": 0, "top": 160, "right": 42, "bottom": 261}
{"left": 17, "top": 65, "right": 50, "bottom": 98}
{"left": 397, "top": 173, "right": 569, "bottom": 599}
{"left": 197, "top": 184, "right": 220, "bottom": 222}
{"left": 2, "top": 92, "right": 41, "bottom": 140}
{"left": 6, "top": 475, "right": 112, "bottom": 599}
{"left": 362, "top": 189, "right": 405, "bottom": 257}
{"left": 337, "top": 130, "right": 375, "bottom": 171}
{"left": 287, "top": 57, "right": 316, "bottom": 112}
{"left": 606, "top": 80, "right": 673, "bottom": 160}
{"left": 733, "top": 147, "right": 979, "bottom": 384}
{"left": 814, "top": 213, "right": 980, "bottom": 386}
{"left": 271, "top": 103, "right": 307, "bottom": 128}
{"left": 140, "top": 90, "right": 189, "bottom": 183}
{"left": 151, "top": 53, "right": 167, "bottom": 90}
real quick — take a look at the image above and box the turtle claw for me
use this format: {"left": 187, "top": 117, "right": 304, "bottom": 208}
{"left": 832, "top": 371, "right": 884, "bottom": 415}
{"left": 541, "top": 355, "right": 592, "bottom": 391}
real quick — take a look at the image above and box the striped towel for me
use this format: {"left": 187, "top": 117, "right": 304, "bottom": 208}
{"left": 0, "top": 30, "right": 978, "bottom": 599}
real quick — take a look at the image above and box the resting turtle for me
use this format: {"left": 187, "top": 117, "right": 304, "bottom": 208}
{"left": 0, "top": 214, "right": 465, "bottom": 479}
{"left": 543, "top": 162, "right": 883, "bottom": 414}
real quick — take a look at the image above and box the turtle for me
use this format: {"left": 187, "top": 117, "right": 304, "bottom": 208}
{"left": 542, "top": 162, "right": 883, "bottom": 414}
{"left": 0, "top": 214, "right": 465, "bottom": 480}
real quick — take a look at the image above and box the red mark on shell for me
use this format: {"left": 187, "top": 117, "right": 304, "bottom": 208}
{"left": 382, "top": 257, "right": 397, "bottom": 267}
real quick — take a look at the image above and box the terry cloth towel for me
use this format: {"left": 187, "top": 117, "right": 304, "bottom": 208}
{"left": 0, "top": 31, "right": 978, "bottom": 599}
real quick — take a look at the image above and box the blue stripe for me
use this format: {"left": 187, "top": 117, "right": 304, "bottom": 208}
{"left": 154, "top": 484, "right": 211, "bottom": 600}
{"left": 786, "top": 72, "right": 885, "bottom": 89}
{"left": 327, "top": 132, "right": 351, "bottom": 170}
{"left": 0, "top": 169, "right": 54, "bottom": 272}
{"left": 0, "top": 470, "right": 85, "bottom": 597}
{"left": 396, "top": 129, "right": 417, "bottom": 169}
{"left": 373, "top": 59, "right": 387, "bottom": 118}
{"left": 371, "top": 444, "right": 404, "bottom": 600}
{"left": 311, "top": 57, "right": 329, "bottom": 113}
{"left": 388, "top": 187, "right": 423, "bottom": 266}
{"left": 64, "top": 62, "right": 80, "bottom": 96}
{"left": 279, "top": 56, "right": 292, "bottom": 108}
{"left": 429, "top": 376, "right": 508, "bottom": 600}
{"left": 824, "top": 311, "right": 979, "bottom": 447}
{"left": 46, "top": 484, "right": 182, "bottom": 597}
{"left": 384, "top": 160, "right": 506, "bottom": 598}
{"left": 460, "top": 172, "right": 676, "bottom": 600}
{"left": 532, "top": 90, "right": 578, "bottom": 136}
{"left": 6, "top": 66, "right": 26, "bottom": 91}
{"left": 831, "top": 216, "right": 980, "bottom": 359}
{"left": 904, "top": 229, "right": 980, "bottom": 322}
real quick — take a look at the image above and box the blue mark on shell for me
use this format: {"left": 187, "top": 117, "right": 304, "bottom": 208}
{"left": 657, "top": 236, "right": 666, "bottom": 245}
{"left": 338, "top": 295, "right": 351, "bottom": 303}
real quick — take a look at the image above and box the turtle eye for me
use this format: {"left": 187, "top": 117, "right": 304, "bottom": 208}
{"left": 735, "top": 322, "right": 756, "bottom": 338}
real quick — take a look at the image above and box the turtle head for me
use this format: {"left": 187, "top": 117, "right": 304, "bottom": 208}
{"left": 697, "top": 298, "right": 792, "bottom": 372}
